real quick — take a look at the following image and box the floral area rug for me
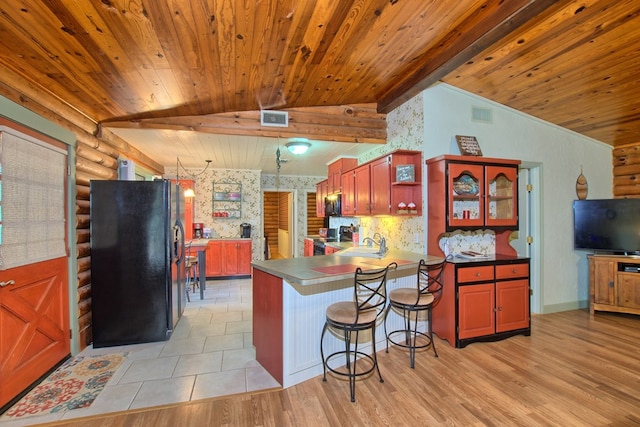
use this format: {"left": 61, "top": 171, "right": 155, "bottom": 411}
{"left": 3, "top": 352, "right": 127, "bottom": 419}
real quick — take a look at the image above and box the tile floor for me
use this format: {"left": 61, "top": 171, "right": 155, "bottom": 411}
{"left": 0, "top": 278, "right": 280, "bottom": 427}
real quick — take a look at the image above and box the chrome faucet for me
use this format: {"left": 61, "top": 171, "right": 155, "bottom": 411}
{"left": 363, "top": 237, "right": 377, "bottom": 247}
{"left": 363, "top": 234, "right": 388, "bottom": 255}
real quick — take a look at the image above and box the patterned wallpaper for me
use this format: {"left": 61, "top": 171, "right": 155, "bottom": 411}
{"left": 358, "top": 92, "right": 427, "bottom": 254}
{"left": 168, "top": 168, "right": 263, "bottom": 260}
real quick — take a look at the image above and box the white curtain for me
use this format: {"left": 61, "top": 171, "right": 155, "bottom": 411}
{"left": 0, "top": 129, "right": 67, "bottom": 270}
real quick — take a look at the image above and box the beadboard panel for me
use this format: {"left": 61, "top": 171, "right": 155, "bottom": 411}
{"left": 281, "top": 271, "right": 420, "bottom": 388}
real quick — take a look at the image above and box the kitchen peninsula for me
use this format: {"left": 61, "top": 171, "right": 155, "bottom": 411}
{"left": 251, "top": 250, "right": 444, "bottom": 388}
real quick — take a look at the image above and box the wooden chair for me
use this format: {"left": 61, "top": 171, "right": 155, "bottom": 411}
{"left": 320, "top": 262, "right": 397, "bottom": 402}
{"left": 384, "top": 258, "right": 446, "bottom": 368}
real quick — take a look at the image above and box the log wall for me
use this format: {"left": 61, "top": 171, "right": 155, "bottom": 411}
{"left": 0, "top": 75, "right": 162, "bottom": 351}
{"left": 613, "top": 144, "right": 640, "bottom": 197}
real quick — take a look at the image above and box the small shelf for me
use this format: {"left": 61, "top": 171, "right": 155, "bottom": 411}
{"left": 391, "top": 181, "right": 420, "bottom": 186}
{"left": 212, "top": 181, "right": 242, "bottom": 219}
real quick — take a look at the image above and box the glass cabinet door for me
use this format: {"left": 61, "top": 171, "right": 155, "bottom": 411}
{"left": 448, "top": 163, "right": 484, "bottom": 228}
{"left": 485, "top": 165, "right": 518, "bottom": 227}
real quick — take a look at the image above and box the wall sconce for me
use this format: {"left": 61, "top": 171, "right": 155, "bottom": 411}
{"left": 286, "top": 138, "right": 311, "bottom": 155}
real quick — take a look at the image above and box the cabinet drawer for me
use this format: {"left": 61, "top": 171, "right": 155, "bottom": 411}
{"left": 457, "top": 266, "right": 494, "bottom": 283}
{"left": 496, "top": 263, "right": 529, "bottom": 280}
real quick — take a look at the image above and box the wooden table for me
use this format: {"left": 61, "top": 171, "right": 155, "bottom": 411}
{"left": 190, "top": 240, "right": 209, "bottom": 299}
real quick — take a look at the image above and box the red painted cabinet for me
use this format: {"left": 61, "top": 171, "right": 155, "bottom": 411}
{"left": 324, "top": 245, "right": 339, "bottom": 255}
{"left": 354, "top": 163, "right": 371, "bottom": 215}
{"left": 173, "top": 179, "right": 195, "bottom": 239}
{"left": 327, "top": 158, "right": 357, "bottom": 194}
{"left": 206, "top": 239, "right": 251, "bottom": 277}
{"left": 316, "top": 179, "right": 328, "bottom": 217}
{"left": 341, "top": 170, "right": 355, "bottom": 216}
{"left": 304, "top": 238, "right": 314, "bottom": 257}
{"left": 433, "top": 261, "right": 530, "bottom": 348}
{"left": 348, "top": 150, "right": 422, "bottom": 217}
{"left": 428, "top": 156, "right": 519, "bottom": 231}
{"left": 206, "top": 240, "right": 223, "bottom": 277}
{"left": 369, "top": 156, "right": 392, "bottom": 214}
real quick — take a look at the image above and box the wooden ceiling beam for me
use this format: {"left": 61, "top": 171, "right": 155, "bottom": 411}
{"left": 101, "top": 104, "right": 387, "bottom": 144}
{"left": 376, "top": 0, "right": 563, "bottom": 114}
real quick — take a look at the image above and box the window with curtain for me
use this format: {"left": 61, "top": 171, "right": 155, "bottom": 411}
{"left": 0, "top": 128, "right": 67, "bottom": 270}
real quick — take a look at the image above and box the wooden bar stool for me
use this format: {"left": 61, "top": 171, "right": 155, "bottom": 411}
{"left": 384, "top": 258, "right": 446, "bottom": 368}
{"left": 320, "top": 262, "right": 397, "bottom": 402}
{"left": 185, "top": 241, "right": 199, "bottom": 299}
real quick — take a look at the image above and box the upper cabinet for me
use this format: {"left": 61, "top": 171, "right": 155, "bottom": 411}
{"left": 340, "top": 150, "right": 422, "bottom": 217}
{"left": 427, "top": 155, "right": 520, "bottom": 233}
{"left": 315, "top": 179, "right": 328, "bottom": 217}
{"left": 327, "top": 158, "right": 357, "bottom": 194}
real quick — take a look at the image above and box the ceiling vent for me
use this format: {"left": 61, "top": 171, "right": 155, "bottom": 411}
{"left": 471, "top": 106, "right": 493, "bottom": 124}
{"left": 261, "top": 110, "right": 288, "bottom": 127}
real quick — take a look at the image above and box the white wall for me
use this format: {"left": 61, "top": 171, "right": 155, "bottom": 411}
{"left": 421, "top": 83, "right": 613, "bottom": 312}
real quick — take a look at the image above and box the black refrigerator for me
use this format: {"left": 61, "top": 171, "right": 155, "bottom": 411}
{"left": 90, "top": 180, "right": 186, "bottom": 347}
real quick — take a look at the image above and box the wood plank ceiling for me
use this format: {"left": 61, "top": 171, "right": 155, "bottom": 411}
{"left": 0, "top": 0, "right": 638, "bottom": 171}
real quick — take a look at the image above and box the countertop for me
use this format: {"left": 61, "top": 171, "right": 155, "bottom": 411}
{"left": 446, "top": 254, "right": 529, "bottom": 265}
{"left": 251, "top": 250, "right": 444, "bottom": 286}
{"left": 188, "top": 238, "right": 250, "bottom": 246}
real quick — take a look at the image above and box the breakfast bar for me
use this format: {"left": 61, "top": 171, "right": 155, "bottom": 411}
{"left": 251, "top": 250, "right": 444, "bottom": 388}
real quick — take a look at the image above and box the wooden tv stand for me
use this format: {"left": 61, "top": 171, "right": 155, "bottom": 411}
{"left": 589, "top": 255, "right": 640, "bottom": 316}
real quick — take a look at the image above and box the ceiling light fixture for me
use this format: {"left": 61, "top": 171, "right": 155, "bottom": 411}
{"left": 286, "top": 138, "right": 311, "bottom": 155}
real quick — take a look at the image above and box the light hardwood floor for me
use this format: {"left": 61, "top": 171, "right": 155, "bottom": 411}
{"left": 35, "top": 309, "right": 640, "bottom": 426}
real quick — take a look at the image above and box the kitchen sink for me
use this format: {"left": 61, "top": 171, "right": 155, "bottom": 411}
{"left": 335, "top": 246, "right": 386, "bottom": 258}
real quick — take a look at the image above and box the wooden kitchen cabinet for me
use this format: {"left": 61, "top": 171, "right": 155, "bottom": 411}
{"left": 206, "top": 240, "right": 223, "bottom": 277}
{"left": 327, "top": 158, "right": 357, "bottom": 194}
{"left": 589, "top": 255, "right": 640, "bottom": 316}
{"left": 316, "top": 179, "right": 328, "bottom": 217}
{"left": 304, "top": 238, "right": 314, "bottom": 257}
{"left": 324, "top": 245, "right": 339, "bottom": 255}
{"left": 173, "top": 179, "right": 194, "bottom": 239}
{"left": 433, "top": 260, "right": 530, "bottom": 348}
{"left": 349, "top": 150, "right": 421, "bottom": 216}
{"left": 427, "top": 155, "right": 520, "bottom": 232}
{"left": 341, "top": 169, "right": 355, "bottom": 216}
{"left": 206, "top": 239, "right": 252, "bottom": 278}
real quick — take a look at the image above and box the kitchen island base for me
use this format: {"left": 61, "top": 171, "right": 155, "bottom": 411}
{"left": 252, "top": 251, "right": 444, "bottom": 389}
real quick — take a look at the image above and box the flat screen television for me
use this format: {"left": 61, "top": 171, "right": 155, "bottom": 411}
{"left": 573, "top": 198, "right": 640, "bottom": 254}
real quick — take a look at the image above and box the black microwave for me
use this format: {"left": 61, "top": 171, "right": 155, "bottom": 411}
{"left": 324, "top": 194, "right": 342, "bottom": 216}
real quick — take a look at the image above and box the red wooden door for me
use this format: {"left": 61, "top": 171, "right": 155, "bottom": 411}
{"left": 206, "top": 241, "right": 223, "bottom": 276}
{"left": 223, "top": 241, "right": 240, "bottom": 275}
{"left": 496, "top": 280, "right": 530, "bottom": 333}
{"left": 354, "top": 164, "right": 371, "bottom": 215}
{"left": 237, "top": 241, "right": 252, "bottom": 274}
{"left": 458, "top": 283, "right": 495, "bottom": 339}
{"left": 341, "top": 171, "right": 355, "bottom": 216}
{"left": 370, "top": 156, "right": 391, "bottom": 214}
{"left": 0, "top": 257, "right": 69, "bottom": 408}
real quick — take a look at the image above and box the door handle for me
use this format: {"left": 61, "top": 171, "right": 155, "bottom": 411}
{"left": 0, "top": 280, "right": 16, "bottom": 287}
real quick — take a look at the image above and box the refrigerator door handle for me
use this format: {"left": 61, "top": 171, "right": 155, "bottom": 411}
{"left": 175, "top": 221, "right": 185, "bottom": 263}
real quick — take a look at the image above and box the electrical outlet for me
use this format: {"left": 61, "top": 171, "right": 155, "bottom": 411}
{"left": 413, "top": 233, "right": 420, "bottom": 243}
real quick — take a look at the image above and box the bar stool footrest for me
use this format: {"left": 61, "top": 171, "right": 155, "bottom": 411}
{"left": 387, "top": 329, "right": 433, "bottom": 350}
{"left": 324, "top": 350, "right": 377, "bottom": 379}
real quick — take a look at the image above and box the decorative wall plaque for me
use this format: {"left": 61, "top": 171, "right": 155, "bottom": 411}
{"left": 395, "top": 164, "right": 415, "bottom": 182}
{"left": 455, "top": 135, "right": 483, "bottom": 156}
